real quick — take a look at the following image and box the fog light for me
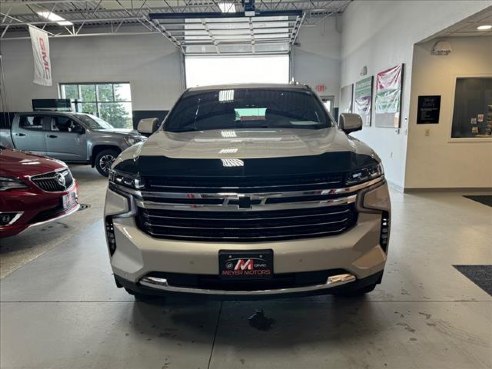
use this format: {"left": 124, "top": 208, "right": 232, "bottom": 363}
{"left": 105, "top": 217, "right": 116, "bottom": 256}
{"left": 380, "top": 212, "right": 390, "bottom": 252}
{"left": 0, "top": 212, "right": 22, "bottom": 226}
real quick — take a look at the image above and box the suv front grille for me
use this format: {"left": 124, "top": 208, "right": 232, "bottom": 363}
{"left": 127, "top": 174, "right": 381, "bottom": 242}
{"left": 137, "top": 204, "right": 357, "bottom": 242}
{"left": 145, "top": 174, "right": 345, "bottom": 193}
{"left": 31, "top": 169, "right": 74, "bottom": 192}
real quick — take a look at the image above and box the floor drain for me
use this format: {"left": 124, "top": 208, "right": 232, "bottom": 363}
{"left": 78, "top": 204, "right": 91, "bottom": 211}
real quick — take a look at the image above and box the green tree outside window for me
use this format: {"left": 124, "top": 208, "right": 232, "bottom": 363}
{"left": 60, "top": 83, "right": 132, "bottom": 128}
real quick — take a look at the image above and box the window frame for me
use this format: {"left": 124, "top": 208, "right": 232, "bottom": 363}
{"left": 58, "top": 82, "right": 133, "bottom": 128}
{"left": 448, "top": 75, "right": 492, "bottom": 143}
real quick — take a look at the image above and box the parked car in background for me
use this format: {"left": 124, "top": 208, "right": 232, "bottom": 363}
{"left": 0, "top": 112, "right": 146, "bottom": 176}
{"left": 0, "top": 146, "right": 79, "bottom": 238}
{"left": 105, "top": 83, "right": 391, "bottom": 300}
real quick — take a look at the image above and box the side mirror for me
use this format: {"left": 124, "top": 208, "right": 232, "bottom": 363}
{"left": 339, "top": 113, "right": 363, "bottom": 134}
{"left": 72, "top": 125, "right": 85, "bottom": 134}
{"left": 137, "top": 118, "right": 160, "bottom": 135}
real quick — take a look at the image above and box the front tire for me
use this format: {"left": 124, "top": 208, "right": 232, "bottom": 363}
{"left": 95, "top": 149, "right": 119, "bottom": 177}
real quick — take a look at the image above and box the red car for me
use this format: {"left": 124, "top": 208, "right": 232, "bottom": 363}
{"left": 0, "top": 146, "right": 79, "bottom": 238}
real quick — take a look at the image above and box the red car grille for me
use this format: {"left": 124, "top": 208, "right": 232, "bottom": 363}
{"left": 30, "top": 169, "right": 74, "bottom": 192}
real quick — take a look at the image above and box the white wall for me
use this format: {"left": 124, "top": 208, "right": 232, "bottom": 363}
{"left": 405, "top": 36, "right": 492, "bottom": 189}
{"left": 1, "top": 19, "right": 342, "bottom": 113}
{"left": 0, "top": 33, "right": 183, "bottom": 112}
{"left": 340, "top": 0, "right": 491, "bottom": 189}
{"left": 292, "top": 17, "right": 341, "bottom": 105}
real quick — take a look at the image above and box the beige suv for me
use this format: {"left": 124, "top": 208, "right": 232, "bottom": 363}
{"left": 104, "top": 84, "right": 390, "bottom": 300}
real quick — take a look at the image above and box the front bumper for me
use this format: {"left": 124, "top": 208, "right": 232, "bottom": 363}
{"left": 0, "top": 183, "right": 79, "bottom": 238}
{"left": 105, "top": 183, "right": 390, "bottom": 297}
{"left": 115, "top": 270, "right": 384, "bottom": 300}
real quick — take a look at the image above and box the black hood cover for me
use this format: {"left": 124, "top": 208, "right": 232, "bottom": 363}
{"left": 114, "top": 151, "right": 378, "bottom": 179}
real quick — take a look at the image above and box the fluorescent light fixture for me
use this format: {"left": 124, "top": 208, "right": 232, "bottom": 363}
{"left": 477, "top": 25, "right": 492, "bottom": 31}
{"left": 37, "top": 11, "right": 73, "bottom": 26}
{"left": 218, "top": 2, "right": 236, "bottom": 13}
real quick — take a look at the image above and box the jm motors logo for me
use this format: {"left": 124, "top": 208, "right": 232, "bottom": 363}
{"left": 234, "top": 259, "right": 254, "bottom": 271}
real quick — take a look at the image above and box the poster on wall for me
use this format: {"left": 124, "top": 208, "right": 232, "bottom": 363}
{"left": 354, "top": 76, "right": 373, "bottom": 126}
{"left": 417, "top": 95, "right": 441, "bottom": 124}
{"left": 28, "top": 25, "right": 52, "bottom": 87}
{"left": 375, "top": 64, "right": 404, "bottom": 128}
{"left": 339, "top": 84, "right": 354, "bottom": 119}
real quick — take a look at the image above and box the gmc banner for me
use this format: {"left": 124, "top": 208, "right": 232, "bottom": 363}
{"left": 28, "top": 25, "right": 52, "bottom": 86}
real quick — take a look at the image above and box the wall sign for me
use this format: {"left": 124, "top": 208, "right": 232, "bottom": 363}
{"left": 417, "top": 95, "right": 441, "bottom": 124}
{"left": 354, "top": 76, "right": 373, "bottom": 126}
{"left": 28, "top": 25, "right": 52, "bottom": 86}
{"left": 375, "top": 64, "right": 404, "bottom": 128}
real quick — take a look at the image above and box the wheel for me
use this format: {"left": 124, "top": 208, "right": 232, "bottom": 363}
{"left": 332, "top": 283, "right": 377, "bottom": 297}
{"left": 95, "top": 149, "right": 119, "bottom": 177}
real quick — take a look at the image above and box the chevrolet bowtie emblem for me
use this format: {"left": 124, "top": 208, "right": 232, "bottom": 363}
{"left": 238, "top": 196, "right": 252, "bottom": 209}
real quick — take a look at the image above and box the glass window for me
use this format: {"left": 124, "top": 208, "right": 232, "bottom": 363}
{"left": 97, "top": 84, "right": 114, "bottom": 102}
{"left": 60, "top": 82, "right": 133, "bottom": 129}
{"left": 77, "top": 114, "right": 114, "bottom": 130}
{"left": 165, "top": 88, "right": 332, "bottom": 133}
{"left": 61, "top": 85, "right": 79, "bottom": 100}
{"left": 451, "top": 78, "right": 492, "bottom": 138}
{"left": 19, "top": 115, "right": 43, "bottom": 130}
{"left": 51, "top": 116, "right": 82, "bottom": 133}
{"left": 80, "top": 84, "right": 96, "bottom": 102}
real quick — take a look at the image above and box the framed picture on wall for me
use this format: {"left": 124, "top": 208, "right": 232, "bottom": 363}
{"left": 354, "top": 76, "right": 373, "bottom": 126}
{"left": 375, "top": 64, "right": 404, "bottom": 128}
{"left": 417, "top": 95, "right": 441, "bottom": 124}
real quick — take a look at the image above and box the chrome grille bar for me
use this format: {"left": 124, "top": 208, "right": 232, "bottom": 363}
{"left": 136, "top": 194, "right": 357, "bottom": 212}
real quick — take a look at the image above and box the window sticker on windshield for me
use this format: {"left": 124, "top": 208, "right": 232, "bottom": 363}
{"left": 235, "top": 108, "right": 267, "bottom": 121}
{"left": 219, "top": 90, "right": 234, "bottom": 102}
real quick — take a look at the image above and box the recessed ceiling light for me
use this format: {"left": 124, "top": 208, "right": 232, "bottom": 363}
{"left": 37, "top": 11, "right": 73, "bottom": 26}
{"left": 477, "top": 25, "right": 492, "bottom": 31}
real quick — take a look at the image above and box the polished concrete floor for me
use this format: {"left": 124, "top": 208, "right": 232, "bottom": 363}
{"left": 1, "top": 165, "right": 491, "bottom": 369}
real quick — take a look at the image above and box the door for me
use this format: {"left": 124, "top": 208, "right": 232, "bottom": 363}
{"left": 45, "top": 116, "right": 88, "bottom": 162}
{"left": 11, "top": 115, "right": 48, "bottom": 155}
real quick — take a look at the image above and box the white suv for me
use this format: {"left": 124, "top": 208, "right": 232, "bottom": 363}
{"left": 104, "top": 84, "right": 390, "bottom": 300}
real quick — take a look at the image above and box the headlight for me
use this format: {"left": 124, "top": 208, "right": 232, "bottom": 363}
{"left": 346, "top": 163, "right": 384, "bottom": 186}
{"left": 125, "top": 136, "right": 145, "bottom": 146}
{"left": 108, "top": 169, "right": 144, "bottom": 190}
{"left": 0, "top": 177, "right": 28, "bottom": 191}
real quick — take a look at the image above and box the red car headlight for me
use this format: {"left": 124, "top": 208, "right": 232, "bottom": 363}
{"left": 0, "top": 177, "right": 28, "bottom": 191}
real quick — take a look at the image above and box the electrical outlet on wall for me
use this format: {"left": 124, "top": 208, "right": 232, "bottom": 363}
{"left": 425, "top": 129, "right": 430, "bottom": 137}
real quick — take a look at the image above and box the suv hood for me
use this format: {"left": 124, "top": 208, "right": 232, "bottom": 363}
{"left": 0, "top": 147, "right": 67, "bottom": 178}
{"left": 148, "top": 128, "right": 374, "bottom": 158}
{"left": 114, "top": 128, "right": 380, "bottom": 177}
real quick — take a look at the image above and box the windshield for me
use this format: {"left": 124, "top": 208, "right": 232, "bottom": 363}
{"left": 77, "top": 114, "right": 114, "bottom": 130}
{"left": 165, "top": 88, "right": 333, "bottom": 133}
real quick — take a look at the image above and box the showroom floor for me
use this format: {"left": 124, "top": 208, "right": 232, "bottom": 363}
{"left": 1, "top": 166, "right": 491, "bottom": 369}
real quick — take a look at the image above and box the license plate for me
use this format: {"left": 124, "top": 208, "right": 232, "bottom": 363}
{"left": 62, "top": 191, "right": 77, "bottom": 209}
{"left": 219, "top": 250, "right": 273, "bottom": 279}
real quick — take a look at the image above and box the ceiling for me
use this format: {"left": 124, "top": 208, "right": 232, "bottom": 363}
{"left": 0, "top": 0, "right": 351, "bottom": 55}
{"left": 425, "top": 5, "right": 492, "bottom": 40}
